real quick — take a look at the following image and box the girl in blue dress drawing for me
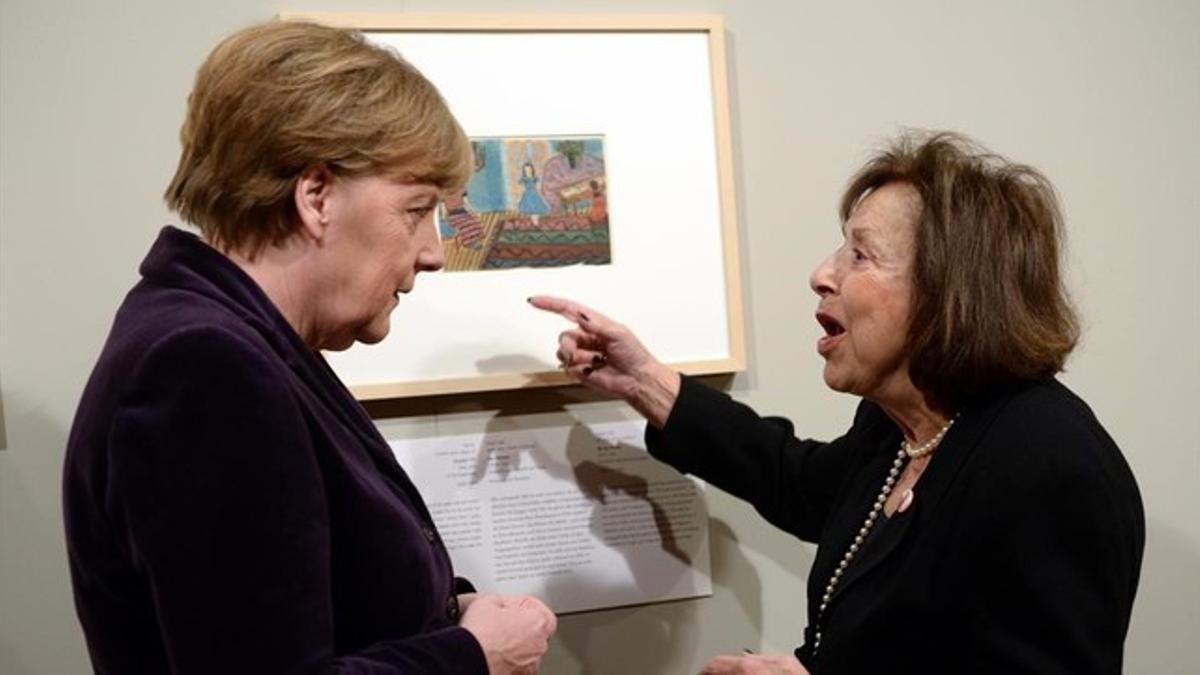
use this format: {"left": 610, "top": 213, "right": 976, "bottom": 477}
{"left": 517, "top": 161, "right": 551, "bottom": 222}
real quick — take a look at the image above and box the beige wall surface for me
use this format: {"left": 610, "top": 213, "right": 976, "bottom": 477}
{"left": 2, "top": 1, "right": 1196, "bottom": 673}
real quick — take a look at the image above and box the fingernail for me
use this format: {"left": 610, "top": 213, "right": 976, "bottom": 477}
{"left": 583, "top": 366, "right": 593, "bottom": 376}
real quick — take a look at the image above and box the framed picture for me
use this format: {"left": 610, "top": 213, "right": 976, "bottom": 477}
{"left": 282, "top": 13, "right": 745, "bottom": 400}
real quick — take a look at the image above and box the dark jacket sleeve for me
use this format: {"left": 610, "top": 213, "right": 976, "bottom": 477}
{"left": 964, "top": 395, "right": 1144, "bottom": 674}
{"left": 105, "top": 326, "right": 487, "bottom": 675}
{"left": 644, "top": 376, "right": 881, "bottom": 543}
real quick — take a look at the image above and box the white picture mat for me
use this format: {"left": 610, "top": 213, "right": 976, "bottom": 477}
{"left": 326, "top": 31, "right": 732, "bottom": 387}
{"left": 388, "top": 418, "right": 712, "bottom": 613}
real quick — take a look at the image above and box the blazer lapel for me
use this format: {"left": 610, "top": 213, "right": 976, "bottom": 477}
{"left": 146, "top": 227, "right": 425, "bottom": 505}
{"left": 826, "top": 392, "right": 1011, "bottom": 603}
{"left": 830, "top": 506, "right": 915, "bottom": 601}
{"left": 901, "top": 391, "right": 1011, "bottom": 521}
{"left": 291, "top": 347, "right": 417, "bottom": 487}
{"left": 234, "top": 291, "right": 419, "bottom": 495}
{"left": 816, "top": 447, "right": 902, "bottom": 603}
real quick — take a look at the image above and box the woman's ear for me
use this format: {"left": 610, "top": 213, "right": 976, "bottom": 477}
{"left": 294, "top": 166, "right": 334, "bottom": 241}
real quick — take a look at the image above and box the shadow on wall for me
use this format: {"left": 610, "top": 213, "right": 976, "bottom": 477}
{"left": 0, "top": 369, "right": 9, "bottom": 450}
{"left": 0, "top": 395, "right": 89, "bottom": 673}
{"left": 1125, "top": 516, "right": 1200, "bottom": 674}
{"left": 361, "top": 376, "right": 749, "bottom": 673}
{"left": 466, "top": 415, "right": 773, "bottom": 673}
{"left": 538, "top": 502, "right": 787, "bottom": 673}
{"left": 548, "top": 598, "right": 702, "bottom": 675}
{"left": 474, "top": 416, "right": 709, "bottom": 674}
{"left": 708, "top": 518, "right": 765, "bottom": 637}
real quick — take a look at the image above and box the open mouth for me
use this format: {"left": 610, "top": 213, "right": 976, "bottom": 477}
{"left": 817, "top": 313, "right": 845, "bottom": 337}
{"left": 816, "top": 312, "right": 845, "bottom": 355}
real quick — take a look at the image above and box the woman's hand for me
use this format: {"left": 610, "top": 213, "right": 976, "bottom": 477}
{"left": 459, "top": 593, "right": 557, "bottom": 675}
{"left": 528, "top": 295, "right": 680, "bottom": 428}
{"left": 700, "top": 653, "right": 810, "bottom": 675}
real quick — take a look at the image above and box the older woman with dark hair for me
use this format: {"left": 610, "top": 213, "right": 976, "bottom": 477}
{"left": 532, "top": 132, "right": 1143, "bottom": 674}
{"left": 63, "top": 20, "right": 555, "bottom": 674}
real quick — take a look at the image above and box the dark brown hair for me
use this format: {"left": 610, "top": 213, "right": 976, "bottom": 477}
{"left": 165, "top": 20, "right": 472, "bottom": 255}
{"left": 841, "top": 131, "right": 1079, "bottom": 410}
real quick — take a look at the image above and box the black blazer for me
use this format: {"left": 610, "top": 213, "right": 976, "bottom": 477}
{"left": 647, "top": 376, "right": 1143, "bottom": 674}
{"left": 63, "top": 227, "right": 487, "bottom": 674}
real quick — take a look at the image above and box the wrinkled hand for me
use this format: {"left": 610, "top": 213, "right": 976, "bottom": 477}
{"left": 528, "top": 295, "right": 679, "bottom": 427}
{"left": 700, "top": 653, "right": 810, "bottom": 675}
{"left": 459, "top": 594, "right": 557, "bottom": 675}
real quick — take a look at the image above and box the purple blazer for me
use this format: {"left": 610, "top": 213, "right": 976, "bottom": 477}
{"left": 63, "top": 226, "right": 487, "bottom": 674}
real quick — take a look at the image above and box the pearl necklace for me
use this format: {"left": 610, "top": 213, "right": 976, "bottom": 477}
{"left": 902, "top": 415, "right": 958, "bottom": 458}
{"left": 811, "top": 414, "right": 957, "bottom": 656}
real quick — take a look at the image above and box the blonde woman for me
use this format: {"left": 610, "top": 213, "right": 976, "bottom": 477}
{"left": 64, "top": 21, "right": 554, "bottom": 674}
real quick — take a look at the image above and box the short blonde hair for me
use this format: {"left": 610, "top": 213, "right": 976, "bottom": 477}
{"left": 165, "top": 20, "right": 472, "bottom": 253}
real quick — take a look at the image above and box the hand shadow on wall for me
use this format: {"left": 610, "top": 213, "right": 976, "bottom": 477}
{"left": 467, "top": 418, "right": 709, "bottom": 673}
{"left": 469, "top": 420, "right": 703, "bottom": 574}
{"left": 566, "top": 430, "right": 692, "bottom": 567}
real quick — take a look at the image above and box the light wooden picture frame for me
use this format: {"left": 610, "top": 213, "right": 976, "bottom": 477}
{"left": 283, "top": 13, "right": 746, "bottom": 400}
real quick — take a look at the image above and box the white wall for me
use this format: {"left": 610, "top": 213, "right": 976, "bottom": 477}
{"left": 2, "top": 1, "right": 1196, "bottom": 673}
